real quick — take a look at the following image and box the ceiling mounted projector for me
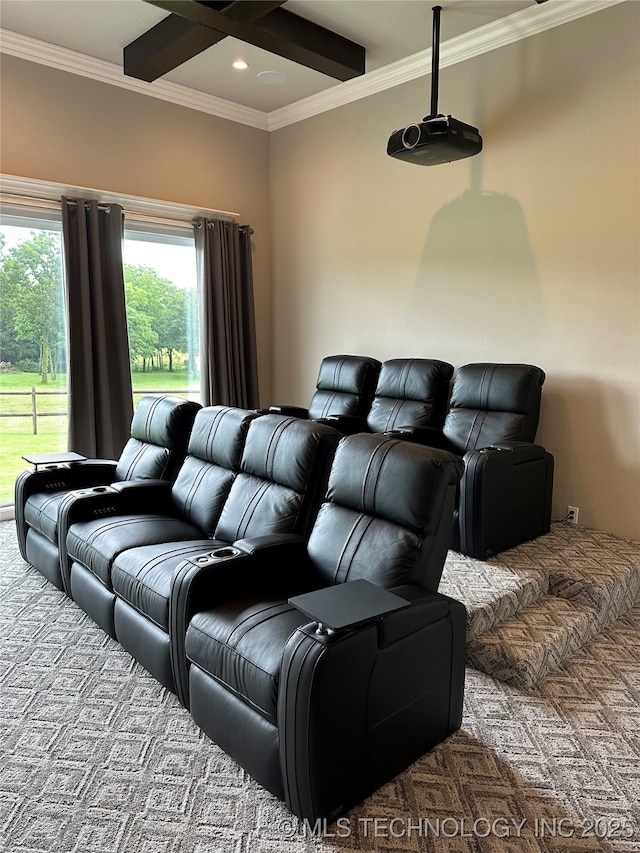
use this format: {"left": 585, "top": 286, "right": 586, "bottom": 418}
{"left": 387, "top": 5, "right": 482, "bottom": 166}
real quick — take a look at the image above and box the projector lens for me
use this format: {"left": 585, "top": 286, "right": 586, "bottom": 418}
{"left": 402, "top": 124, "right": 421, "bottom": 149}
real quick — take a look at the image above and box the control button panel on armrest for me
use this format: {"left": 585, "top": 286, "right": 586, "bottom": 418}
{"left": 289, "top": 579, "right": 410, "bottom": 634}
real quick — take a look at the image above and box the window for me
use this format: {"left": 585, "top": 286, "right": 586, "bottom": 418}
{"left": 123, "top": 222, "right": 200, "bottom": 406}
{"left": 0, "top": 177, "right": 221, "bottom": 512}
{"left": 0, "top": 205, "right": 66, "bottom": 505}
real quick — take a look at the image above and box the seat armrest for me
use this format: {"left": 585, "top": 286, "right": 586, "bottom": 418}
{"left": 61, "top": 479, "right": 173, "bottom": 524}
{"left": 380, "top": 584, "right": 467, "bottom": 646}
{"left": 233, "top": 533, "right": 307, "bottom": 557}
{"left": 175, "top": 534, "right": 309, "bottom": 607}
{"left": 72, "top": 457, "right": 119, "bottom": 468}
{"left": 459, "top": 444, "right": 554, "bottom": 558}
{"left": 111, "top": 478, "right": 170, "bottom": 492}
{"left": 478, "top": 441, "right": 549, "bottom": 463}
{"left": 268, "top": 405, "right": 310, "bottom": 419}
{"left": 289, "top": 579, "right": 409, "bottom": 634}
{"left": 321, "top": 414, "right": 367, "bottom": 435}
{"left": 386, "top": 425, "right": 453, "bottom": 450}
{"left": 169, "top": 533, "right": 310, "bottom": 708}
{"left": 279, "top": 584, "right": 467, "bottom": 821}
{"left": 13, "top": 460, "right": 112, "bottom": 559}
{"left": 17, "top": 460, "right": 118, "bottom": 501}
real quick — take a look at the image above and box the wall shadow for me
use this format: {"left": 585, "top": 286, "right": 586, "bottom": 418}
{"left": 412, "top": 157, "right": 547, "bottom": 356}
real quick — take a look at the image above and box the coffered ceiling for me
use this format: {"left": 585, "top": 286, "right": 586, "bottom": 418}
{"left": 0, "top": 0, "right": 624, "bottom": 127}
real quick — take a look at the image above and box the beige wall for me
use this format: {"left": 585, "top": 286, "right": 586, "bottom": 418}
{"left": 269, "top": 3, "right": 640, "bottom": 541}
{"left": 1, "top": 4, "right": 638, "bottom": 540}
{"left": 0, "top": 54, "right": 274, "bottom": 402}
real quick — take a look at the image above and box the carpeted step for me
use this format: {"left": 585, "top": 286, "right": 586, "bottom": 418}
{"left": 544, "top": 528, "right": 640, "bottom": 628}
{"left": 466, "top": 594, "right": 597, "bottom": 689}
{"left": 439, "top": 550, "right": 548, "bottom": 640}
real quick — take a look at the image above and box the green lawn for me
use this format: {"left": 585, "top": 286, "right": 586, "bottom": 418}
{"left": 0, "top": 371, "right": 200, "bottom": 505}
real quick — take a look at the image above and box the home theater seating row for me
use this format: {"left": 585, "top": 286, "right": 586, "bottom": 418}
{"left": 268, "top": 356, "right": 554, "bottom": 559}
{"left": 15, "top": 357, "right": 553, "bottom": 819}
{"left": 16, "top": 398, "right": 467, "bottom": 822}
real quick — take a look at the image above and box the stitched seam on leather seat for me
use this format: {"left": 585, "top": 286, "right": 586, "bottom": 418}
{"left": 320, "top": 391, "right": 338, "bottom": 418}
{"left": 189, "top": 633, "right": 279, "bottom": 722}
{"left": 226, "top": 601, "right": 294, "bottom": 646}
{"left": 479, "top": 364, "right": 497, "bottom": 411}
{"left": 181, "top": 463, "right": 211, "bottom": 519}
{"left": 401, "top": 359, "right": 414, "bottom": 399}
{"left": 124, "top": 442, "right": 161, "bottom": 480}
{"left": 128, "top": 544, "right": 199, "bottom": 585}
{"left": 361, "top": 439, "right": 394, "bottom": 512}
{"left": 233, "top": 481, "right": 272, "bottom": 539}
{"left": 333, "top": 357, "right": 344, "bottom": 392}
{"left": 123, "top": 441, "right": 147, "bottom": 479}
{"left": 142, "top": 395, "right": 163, "bottom": 443}
{"left": 190, "top": 627, "right": 278, "bottom": 681}
{"left": 468, "top": 410, "right": 488, "bottom": 449}
{"left": 79, "top": 516, "right": 168, "bottom": 565}
{"left": 262, "top": 417, "right": 292, "bottom": 481}
{"left": 40, "top": 493, "right": 62, "bottom": 525}
{"left": 334, "top": 515, "right": 373, "bottom": 584}
{"left": 202, "top": 667, "right": 277, "bottom": 722}
{"left": 114, "top": 573, "right": 166, "bottom": 626}
{"left": 462, "top": 410, "right": 480, "bottom": 451}
{"left": 203, "top": 407, "right": 228, "bottom": 461}
{"left": 84, "top": 515, "right": 162, "bottom": 544}
{"left": 384, "top": 398, "right": 404, "bottom": 431}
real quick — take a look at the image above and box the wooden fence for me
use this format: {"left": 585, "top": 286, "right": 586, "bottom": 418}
{"left": 0, "top": 389, "right": 192, "bottom": 434}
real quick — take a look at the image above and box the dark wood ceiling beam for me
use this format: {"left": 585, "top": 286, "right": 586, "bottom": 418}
{"left": 125, "top": 1, "right": 286, "bottom": 82}
{"left": 142, "top": 0, "right": 366, "bottom": 81}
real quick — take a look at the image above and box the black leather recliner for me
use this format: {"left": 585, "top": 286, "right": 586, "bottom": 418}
{"left": 59, "top": 406, "right": 259, "bottom": 635}
{"left": 324, "top": 357, "right": 454, "bottom": 435}
{"left": 366, "top": 357, "right": 454, "bottom": 432}
{"left": 14, "top": 394, "right": 200, "bottom": 591}
{"left": 267, "top": 354, "right": 381, "bottom": 421}
{"left": 393, "top": 363, "right": 554, "bottom": 559}
{"left": 178, "top": 433, "right": 466, "bottom": 822}
{"left": 61, "top": 408, "right": 340, "bottom": 691}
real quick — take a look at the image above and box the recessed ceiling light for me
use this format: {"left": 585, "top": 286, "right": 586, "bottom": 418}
{"left": 232, "top": 59, "right": 249, "bottom": 70}
{"left": 257, "top": 70, "right": 286, "bottom": 85}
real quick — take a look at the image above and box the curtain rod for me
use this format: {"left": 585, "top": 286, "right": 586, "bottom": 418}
{"left": 0, "top": 192, "right": 239, "bottom": 231}
{"left": 0, "top": 175, "right": 240, "bottom": 223}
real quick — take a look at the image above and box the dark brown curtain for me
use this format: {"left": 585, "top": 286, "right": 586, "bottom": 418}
{"left": 61, "top": 197, "right": 134, "bottom": 459}
{"left": 195, "top": 218, "right": 259, "bottom": 407}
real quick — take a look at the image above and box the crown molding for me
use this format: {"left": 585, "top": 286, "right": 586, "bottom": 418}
{"left": 0, "top": 0, "right": 626, "bottom": 133}
{"left": 0, "top": 29, "right": 269, "bottom": 130}
{"left": 268, "top": 0, "right": 627, "bottom": 129}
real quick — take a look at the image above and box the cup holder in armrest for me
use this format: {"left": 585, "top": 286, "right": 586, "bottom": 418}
{"left": 210, "top": 546, "right": 241, "bottom": 558}
{"left": 190, "top": 546, "right": 243, "bottom": 566}
{"left": 72, "top": 485, "right": 118, "bottom": 497}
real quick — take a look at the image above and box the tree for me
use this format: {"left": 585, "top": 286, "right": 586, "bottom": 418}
{"left": 0, "top": 231, "right": 64, "bottom": 382}
{"left": 124, "top": 264, "right": 196, "bottom": 372}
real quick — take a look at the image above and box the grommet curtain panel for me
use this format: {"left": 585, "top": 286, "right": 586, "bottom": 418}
{"left": 195, "top": 219, "right": 259, "bottom": 408}
{"left": 61, "top": 197, "right": 134, "bottom": 459}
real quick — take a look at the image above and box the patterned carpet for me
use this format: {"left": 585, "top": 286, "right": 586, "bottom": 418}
{"left": 1, "top": 519, "right": 638, "bottom": 853}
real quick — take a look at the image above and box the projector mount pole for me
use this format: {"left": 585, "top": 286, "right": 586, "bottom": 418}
{"left": 429, "top": 5, "right": 442, "bottom": 119}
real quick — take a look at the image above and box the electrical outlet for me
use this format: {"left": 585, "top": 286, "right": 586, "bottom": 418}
{"left": 567, "top": 506, "right": 579, "bottom": 524}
